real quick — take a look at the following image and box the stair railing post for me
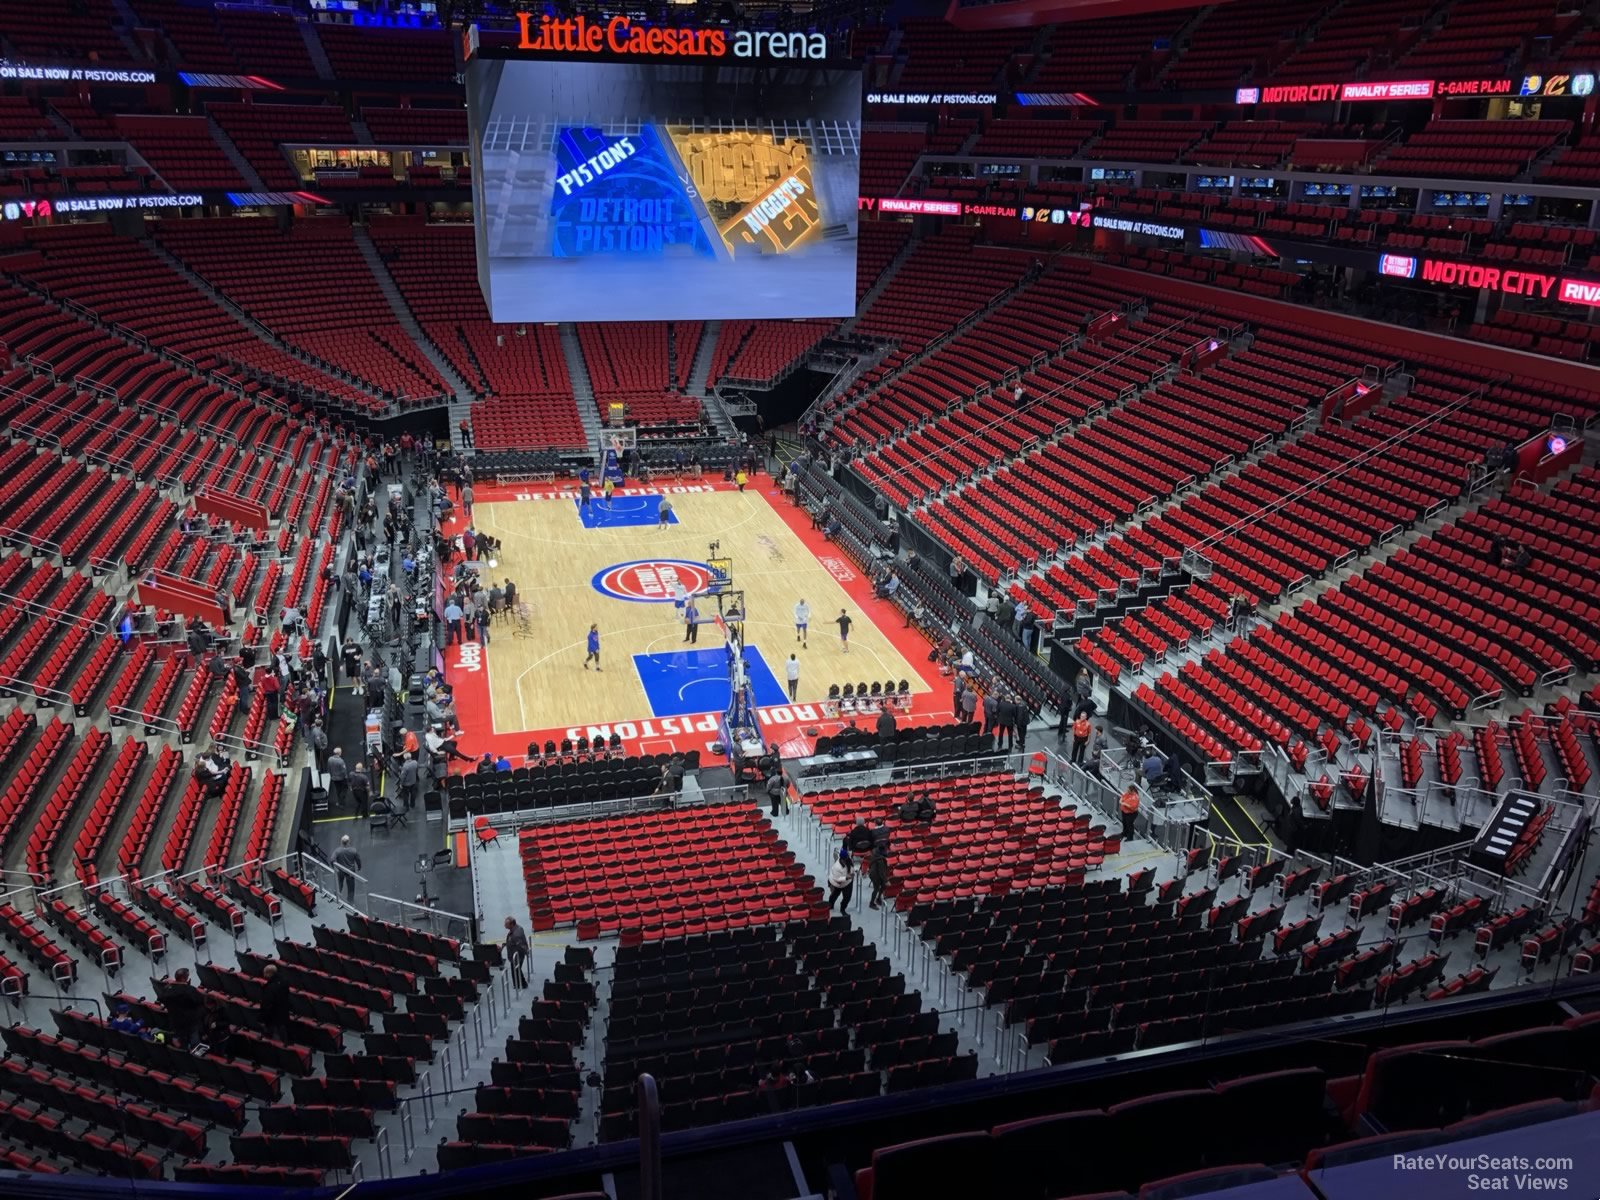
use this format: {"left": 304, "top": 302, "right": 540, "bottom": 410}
{"left": 638, "top": 1073, "right": 663, "bottom": 1200}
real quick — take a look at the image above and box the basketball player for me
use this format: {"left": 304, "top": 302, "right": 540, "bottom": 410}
{"left": 602, "top": 477, "right": 615, "bottom": 507}
{"left": 794, "top": 599, "right": 810, "bottom": 648}
{"left": 584, "top": 624, "right": 601, "bottom": 670}
{"left": 836, "top": 609, "right": 853, "bottom": 653}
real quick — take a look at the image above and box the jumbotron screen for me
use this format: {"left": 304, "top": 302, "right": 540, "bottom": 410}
{"left": 466, "top": 52, "right": 861, "bottom": 323}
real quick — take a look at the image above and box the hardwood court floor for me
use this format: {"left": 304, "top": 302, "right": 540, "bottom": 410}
{"left": 467, "top": 484, "right": 930, "bottom": 735}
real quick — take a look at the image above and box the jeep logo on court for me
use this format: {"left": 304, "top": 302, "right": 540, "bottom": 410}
{"left": 592, "top": 559, "right": 711, "bottom": 603}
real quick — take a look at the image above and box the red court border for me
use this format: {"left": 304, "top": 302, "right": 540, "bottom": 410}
{"left": 434, "top": 474, "right": 954, "bottom": 767}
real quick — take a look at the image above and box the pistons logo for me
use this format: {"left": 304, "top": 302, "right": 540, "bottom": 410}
{"left": 592, "top": 560, "right": 711, "bottom": 603}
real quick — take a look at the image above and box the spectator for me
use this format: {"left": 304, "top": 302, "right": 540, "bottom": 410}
{"left": 261, "top": 669, "right": 280, "bottom": 720}
{"left": 1068, "top": 712, "right": 1092, "bottom": 764}
{"left": 326, "top": 746, "right": 349, "bottom": 806}
{"left": 959, "top": 685, "right": 978, "bottom": 725}
{"left": 826, "top": 851, "right": 854, "bottom": 912}
{"left": 397, "top": 753, "right": 420, "bottom": 810}
{"left": 1010, "top": 693, "right": 1028, "bottom": 753}
{"left": 1087, "top": 725, "right": 1107, "bottom": 778}
{"left": 349, "top": 762, "right": 371, "bottom": 815}
{"left": 332, "top": 835, "right": 362, "bottom": 902}
{"left": 162, "top": 968, "right": 204, "bottom": 1047}
{"left": 1119, "top": 785, "right": 1140, "bottom": 841}
{"left": 863, "top": 812, "right": 889, "bottom": 856}
{"left": 197, "top": 751, "right": 231, "bottom": 799}
{"left": 109, "top": 1003, "right": 145, "bottom": 1037}
{"left": 914, "top": 794, "right": 937, "bottom": 823}
{"left": 1004, "top": 595, "right": 1021, "bottom": 637}
{"left": 1141, "top": 749, "right": 1166, "bottom": 790}
{"left": 876, "top": 706, "right": 896, "bottom": 739}
{"left": 868, "top": 847, "right": 890, "bottom": 910}
{"left": 198, "top": 996, "right": 231, "bottom": 1052}
{"left": 309, "top": 719, "right": 328, "bottom": 773}
{"left": 995, "top": 693, "right": 1016, "bottom": 751}
{"left": 503, "top": 916, "right": 530, "bottom": 989}
{"left": 846, "top": 816, "right": 875, "bottom": 855}
{"left": 982, "top": 689, "right": 1002, "bottom": 743}
{"left": 766, "top": 769, "right": 787, "bottom": 817}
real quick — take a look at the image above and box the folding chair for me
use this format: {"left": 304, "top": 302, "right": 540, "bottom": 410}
{"left": 474, "top": 816, "right": 499, "bottom": 849}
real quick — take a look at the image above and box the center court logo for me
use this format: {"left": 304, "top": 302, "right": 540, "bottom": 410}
{"left": 593, "top": 559, "right": 711, "bottom": 603}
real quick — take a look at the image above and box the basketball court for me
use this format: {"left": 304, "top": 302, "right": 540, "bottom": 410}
{"left": 437, "top": 476, "right": 950, "bottom": 760}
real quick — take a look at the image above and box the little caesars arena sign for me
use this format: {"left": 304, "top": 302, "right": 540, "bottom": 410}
{"left": 516, "top": 14, "right": 830, "bottom": 60}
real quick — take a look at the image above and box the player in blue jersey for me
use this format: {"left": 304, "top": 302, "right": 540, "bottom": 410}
{"left": 584, "top": 624, "right": 601, "bottom": 671}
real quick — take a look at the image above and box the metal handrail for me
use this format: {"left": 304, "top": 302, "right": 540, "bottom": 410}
{"left": 2, "top": 373, "right": 335, "bottom": 511}
{"left": 1190, "top": 378, "right": 1500, "bottom": 557}
{"left": 638, "top": 1074, "right": 663, "bottom": 1200}
{"left": 875, "top": 303, "right": 1205, "bottom": 497}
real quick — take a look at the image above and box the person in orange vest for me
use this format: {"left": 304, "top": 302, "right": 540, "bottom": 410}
{"left": 1069, "top": 712, "right": 1093, "bottom": 766}
{"left": 1119, "top": 785, "right": 1140, "bottom": 841}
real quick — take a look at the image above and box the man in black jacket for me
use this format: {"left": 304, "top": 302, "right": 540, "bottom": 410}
{"left": 1009, "top": 693, "right": 1029, "bottom": 754}
{"left": 870, "top": 817, "right": 891, "bottom": 859}
{"left": 991, "top": 693, "right": 1013, "bottom": 751}
{"left": 846, "top": 816, "right": 875, "bottom": 856}
{"left": 161, "top": 967, "right": 205, "bottom": 1048}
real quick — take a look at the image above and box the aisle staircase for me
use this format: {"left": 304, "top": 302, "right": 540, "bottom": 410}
{"left": 559, "top": 324, "right": 608, "bottom": 456}
{"left": 351, "top": 226, "right": 475, "bottom": 404}
{"left": 205, "top": 116, "right": 268, "bottom": 194}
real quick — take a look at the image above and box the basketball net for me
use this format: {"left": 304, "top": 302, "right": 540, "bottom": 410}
{"left": 610, "top": 435, "right": 625, "bottom": 459}
{"left": 713, "top": 613, "right": 731, "bottom": 645}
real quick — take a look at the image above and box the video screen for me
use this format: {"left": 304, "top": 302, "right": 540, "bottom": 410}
{"left": 467, "top": 57, "right": 861, "bottom": 323}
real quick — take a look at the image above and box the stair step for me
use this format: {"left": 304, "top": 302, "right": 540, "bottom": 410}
{"left": 351, "top": 226, "right": 474, "bottom": 403}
